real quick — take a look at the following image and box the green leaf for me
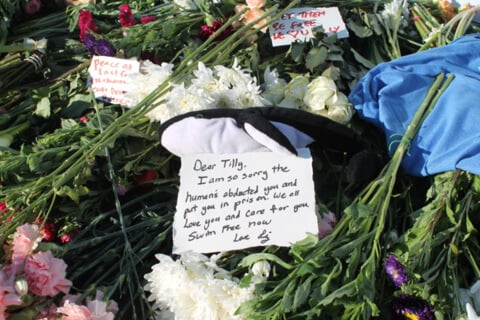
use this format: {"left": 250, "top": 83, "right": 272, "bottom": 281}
{"left": 346, "top": 19, "right": 373, "bottom": 38}
{"left": 163, "top": 21, "right": 177, "bottom": 38}
{"left": 449, "top": 243, "right": 461, "bottom": 255}
{"left": 54, "top": 185, "right": 90, "bottom": 203}
{"left": 350, "top": 48, "right": 376, "bottom": 69}
{"left": 472, "top": 175, "right": 480, "bottom": 193}
{"left": 34, "top": 97, "right": 51, "bottom": 118}
{"left": 61, "top": 118, "right": 80, "bottom": 129}
{"left": 61, "top": 94, "right": 92, "bottom": 118}
{"left": 291, "top": 42, "right": 305, "bottom": 63}
{"left": 321, "top": 65, "right": 341, "bottom": 80}
{"left": 293, "top": 275, "right": 314, "bottom": 310}
{"left": 281, "top": 279, "right": 297, "bottom": 311}
{"left": 305, "top": 46, "right": 328, "bottom": 71}
{"left": 320, "top": 258, "right": 343, "bottom": 296}
{"left": 239, "top": 253, "right": 293, "bottom": 270}
{"left": 344, "top": 202, "right": 373, "bottom": 218}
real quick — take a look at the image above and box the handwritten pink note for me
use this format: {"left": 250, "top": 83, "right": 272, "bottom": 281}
{"left": 88, "top": 56, "right": 140, "bottom": 107}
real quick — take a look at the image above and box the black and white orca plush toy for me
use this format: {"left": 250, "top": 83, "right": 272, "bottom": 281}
{"left": 159, "top": 107, "right": 383, "bottom": 195}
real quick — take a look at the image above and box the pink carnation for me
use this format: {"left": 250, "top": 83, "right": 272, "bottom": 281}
{"left": 24, "top": 251, "right": 72, "bottom": 297}
{"left": 35, "top": 304, "right": 60, "bottom": 319}
{"left": 11, "top": 224, "right": 41, "bottom": 275}
{"left": 0, "top": 269, "right": 22, "bottom": 320}
{"left": 57, "top": 293, "right": 116, "bottom": 320}
{"left": 57, "top": 301, "right": 91, "bottom": 320}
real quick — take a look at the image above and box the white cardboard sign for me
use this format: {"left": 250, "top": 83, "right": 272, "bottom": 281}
{"left": 88, "top": 56, "right": 139, "bottom": 107}
{"left": 269, "top": 7, "right": 348, "bottom": 47}
{"left": 172, "top": 149, "right": 318, "bottom": 254}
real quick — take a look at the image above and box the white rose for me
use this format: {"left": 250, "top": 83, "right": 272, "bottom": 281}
{"left": 312, "top": 92, "right": 355, "bottom": 125}
{"left": 278, "top": 75, "right": 309, "bottom": 108}
{"left": 303, "top": 75, "right": 338, "bottom": 111}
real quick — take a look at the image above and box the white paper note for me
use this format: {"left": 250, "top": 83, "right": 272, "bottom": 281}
{"left": 88, "top": 56, "right": 139, "bottom": 107}
{"left": 269, "top": 7, "right": 348, "bottom": 47}
{"left": 172, "top": 149, "right": 318, "bottom": 254}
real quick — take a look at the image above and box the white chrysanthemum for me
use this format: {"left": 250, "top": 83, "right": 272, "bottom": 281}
{"left": 125, "top": 61, "right": 174, "bottom": 106}
{"left": 214, "top": 59, "right": 256, "bottom": 90}
{"left": 143, "top": 60, "right": 267, "bottom": 122}
{"left": 191, "top": 62, "right": 224, "bottom": 95}
{"left": 170, "top": 83, "right": 214, "bottom": 115}
{"left": 262, "top": 66, "right": 287, "bottom": 105}
{"left": 144, "top": 252, "right": 255, "bottom": 320}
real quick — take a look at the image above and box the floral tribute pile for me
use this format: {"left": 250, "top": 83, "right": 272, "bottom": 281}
{"left": 0, "top": 0, "right": 480, "bottom": 319}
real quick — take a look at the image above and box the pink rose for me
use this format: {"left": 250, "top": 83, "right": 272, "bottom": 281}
{"left": 24, "top": 251, "right": 72, "bottom": 297}
{"left": 11, "top": 224, "right": 41, "bottom": 275}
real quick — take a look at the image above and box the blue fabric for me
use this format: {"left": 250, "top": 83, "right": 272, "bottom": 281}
{"left": 349, "top": 34, "right": 480, "bottom": 176}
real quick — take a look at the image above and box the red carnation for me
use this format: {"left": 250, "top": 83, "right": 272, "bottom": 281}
{"left": 135, "top": 170, "right": 158, "bottom": 186}
{"left": 199, "top": 20, "right": 233, "bottom": 41}
{"left": 119, "top": 4, "right": 135, "bottom": 27}
{"left": 140, "top": 15, "right": 156, "bottom": 24}
{"left": 40, "top": 222, "right": 56, "bottom": 242}
{"left": 78, "top": 9, "right": 98, "bottom": 41}
{"left": 0, "top": 201, "right": 12, "bottom": 224}
{"left": 35, "top": 218, "right": 57, "bottom": 242}
{"left": 59, "top": 229, "right": 80, "bottom": 244}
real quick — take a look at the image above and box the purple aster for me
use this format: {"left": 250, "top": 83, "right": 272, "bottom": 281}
{"left": 83, "top": 34, "right": 96, "bottom": 55}
{"left": 94, "top": 39, "right": 116, "bottom": 57}
{"left": 385, "top": 255, "right": 408, "bottom": 288}
{"left": 392, "top": 295, "right": 435, "bottom": 320}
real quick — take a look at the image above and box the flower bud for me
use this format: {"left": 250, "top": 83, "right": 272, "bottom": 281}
{"left": 251, "top": 260, "right": 271, "bottom": 278}
{"left": 15, "top": 276, "right": 29, "bottom": 296}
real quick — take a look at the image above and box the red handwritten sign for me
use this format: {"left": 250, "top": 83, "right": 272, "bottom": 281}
{"left": 88, "top": 56, "right": 140, "bottom": 107}
{"left": 269, "top": 7, "right": 348, "bottom": 47}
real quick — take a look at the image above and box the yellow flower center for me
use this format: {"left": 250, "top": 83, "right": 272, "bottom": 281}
{"left": 404, "top": 311, "right": 420, "bottom": 320}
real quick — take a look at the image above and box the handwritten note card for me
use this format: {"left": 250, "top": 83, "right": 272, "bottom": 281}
{"left": 269, "top": 7, "right": 348, "bottom": 47}
{"left": 88, "top": 56, "right": 140, "bottom": 107}
{"left": 172, "top": 149, "right": 318, "bottom": 254}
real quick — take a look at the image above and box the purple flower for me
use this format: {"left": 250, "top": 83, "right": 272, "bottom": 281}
{"left": 392, "top": 295, "right": 435, "bottom": 320}
{"left": 385, "top": 255, "right": 408, "bottom": 288}
{"left": 24, "top": 0, "right": 41, "bottom": 15}
{"left": 94, "top": 39, "right": 116, "bottom": 57}
{"left": 83, "top": 34, "right": 96, "bottom": 55}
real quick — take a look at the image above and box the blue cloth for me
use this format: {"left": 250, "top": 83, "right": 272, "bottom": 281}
{"left": 349, "top": 34, "right": 480, "bottom": 176}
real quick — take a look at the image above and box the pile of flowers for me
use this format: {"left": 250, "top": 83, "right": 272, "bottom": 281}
{"left": 1, "top": 0, "right": 480, "bottom": 319}
{"left": 0, "top": 223, "right": 117, "bottom": 319}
